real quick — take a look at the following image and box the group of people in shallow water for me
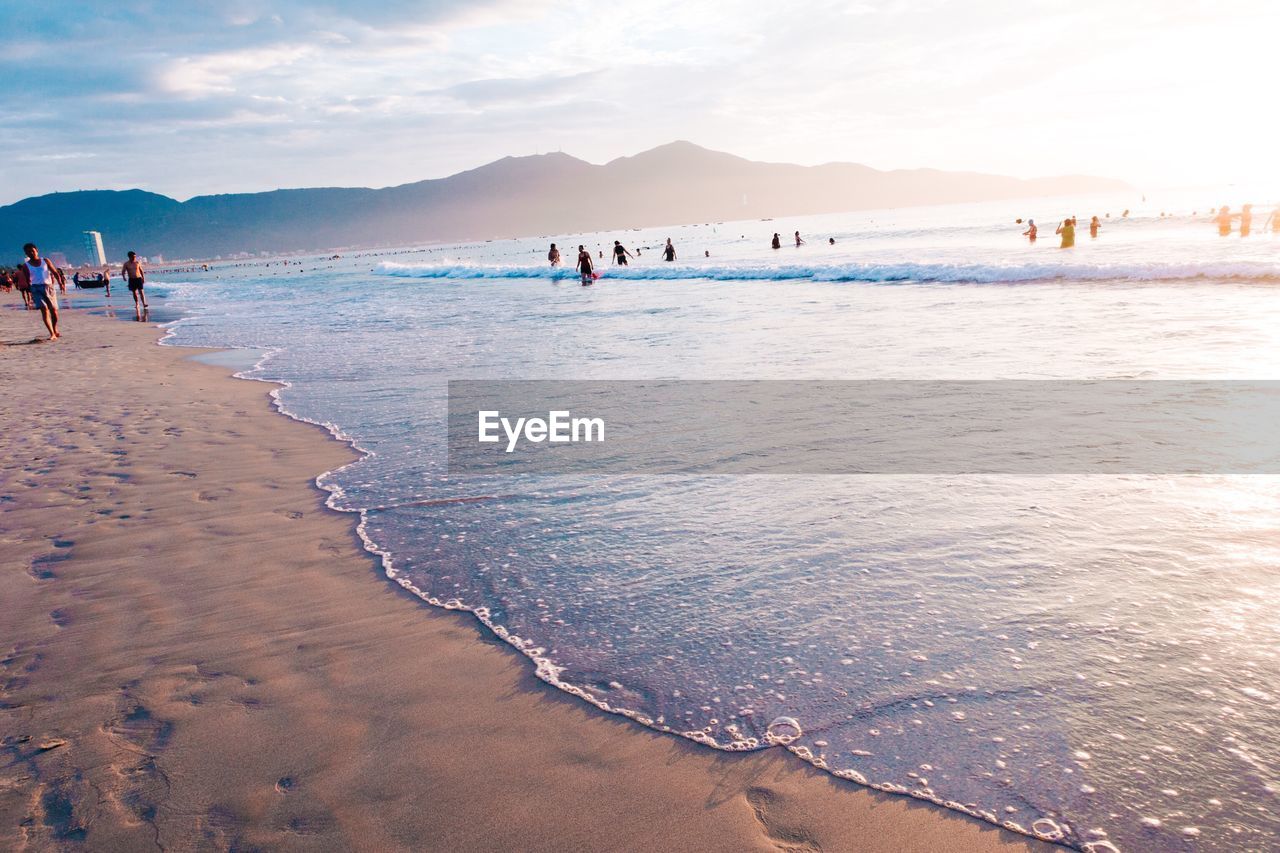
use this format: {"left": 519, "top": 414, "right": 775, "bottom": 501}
{"left": 1020, "top": 216, "right": 1102, "bottom": 248}
{"left": 548, "top": 230, "right": 841, "bottom": 284}
{"left": 548, "top": 238, "right": 680, "bottom": 284}
{"left": 1018, "top": 205, "right": 1280, "bottom": 248}
{"left": 770, "top": 230, "right": 834, "bottom": 249}
{"left": 1214, "top": 204, "right": 1280, "bottom": 237}
{"left": 3, "top": 242, "right": 151, "bottom": 341}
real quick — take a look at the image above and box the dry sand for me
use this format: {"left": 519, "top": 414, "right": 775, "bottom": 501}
{"left": 0, "top": 303, "right": 1057, "bottom": 851}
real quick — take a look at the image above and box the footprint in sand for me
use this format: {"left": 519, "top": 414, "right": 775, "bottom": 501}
{"left": 98, "top": 691, "right": 176, "bottom": 832}
{"left": 201, "top": 804, "right": 245, "bottom": 848}
{"left": 2, "top": 647, "right": 45, "bottom": 695}
{"left": 105, "top": 695, "right": 173, "bottom": 754}
{"left": 28, "top": 553, "right": 69, "bottom": 581}
{"left": 744, "top": 787, "right": 821, "bottom": 853}
{"left": 37, "top": 781, "right": 88, "bottom": 842}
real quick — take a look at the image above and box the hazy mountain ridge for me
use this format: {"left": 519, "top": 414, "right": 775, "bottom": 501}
{"left": 0, "top": 141, "right": 1131, "bottom": 263}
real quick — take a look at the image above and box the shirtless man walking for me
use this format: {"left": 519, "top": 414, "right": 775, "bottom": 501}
{"left": 17, "top": 243, "right": 60, "bottom": 340}
{"left": 122, "top": 251, "right": 148, "bottom": 311}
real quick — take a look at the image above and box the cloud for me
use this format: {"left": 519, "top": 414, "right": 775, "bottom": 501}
{"left": 159, "top": 45, "right": 318, "bottom": 96}
{"left": 438, "top": 72, "right": 602, "bottom": 108}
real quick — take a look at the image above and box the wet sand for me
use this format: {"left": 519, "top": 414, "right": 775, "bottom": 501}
{"left": 0, "top": 304, "right": 1055, "bottom": 851}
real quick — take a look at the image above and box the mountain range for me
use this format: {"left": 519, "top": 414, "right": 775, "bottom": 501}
{"left": 0, "top": 142, "right": 1131, "bottom": 264}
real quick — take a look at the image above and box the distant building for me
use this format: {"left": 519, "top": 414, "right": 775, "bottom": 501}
{"left": 47, "top": 252, "right": 70, "bottom": 270}
{"left": 83, "top": 230, "right": 107, "bottom": 266}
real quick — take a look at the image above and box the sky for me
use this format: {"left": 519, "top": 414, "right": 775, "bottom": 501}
{"left": 1, "top": 0, "right": 1277, "bottom": 205}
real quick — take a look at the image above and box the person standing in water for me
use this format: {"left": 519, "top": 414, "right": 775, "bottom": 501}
{"left": 1239, "top": 204, "right": 1253, "bottom": 237}
{"left": 662, "top": 238, "right": 676, "bottom": 262}
{"left": 548, "top": 243, "right": 561, "bottom": 267}
{"left": 1216, "top": 206, "right": 1233, "bottom": 236}
{"left": 1055, "top": 217, "right": 1075, "bottom": 248}
{"left": 1023, "top": 219, "right": 1038, "bottom": 243}
{"left": 1265, "top": 205, "right": 1280, "bottom": 234}
{"left": 122, "top": 251, "right": 148, "bottom": 310}
{"left": 794, "top": 231, "right": 805, "bottom": 247}
{"left": 613, "top": 241, "right": 634, "bottom": 265}
{"left": 576, "top": 244, "right": 594, "bottom": 285}
{"left": 17, "top": 243, "right": 60, "bottom": 340}
{"left": 1089, "top": 216, "right": 1101, "bottom": 238}
{"left": 771, "top": 233, "right": 781, "bottom": 250}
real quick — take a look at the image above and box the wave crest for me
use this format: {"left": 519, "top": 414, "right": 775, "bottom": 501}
{"left": 376, "top": 260, "right": 1280, "bottom": 285}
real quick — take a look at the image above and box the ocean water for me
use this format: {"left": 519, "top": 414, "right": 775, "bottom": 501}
{"left": 153, "top": 195, "right": 1280, "bottom": 852}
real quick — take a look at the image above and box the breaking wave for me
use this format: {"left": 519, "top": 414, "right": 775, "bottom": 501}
{"left": 377, "top": 259, "right": 1280, "bottom": 285}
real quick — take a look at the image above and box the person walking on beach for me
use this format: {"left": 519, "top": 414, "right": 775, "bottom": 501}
{"left": 1055, "top": 217, "right": 1075, "bottom": 248}
{"left": 122, "top": 251, "right": 148, "bottom": 310}
{"left": 1023, "top": 219, "right": 1038, "bottom": 243}
{"left": 17, "top": 243, "right": 60, "bottom": 340}
{"left": 548, "top": 243, "right": 561, "bottom": 267}
{"left": 662, "top": 238, "right": 676, "bottom": 262}
{"left": 576, "top": 244, "right": 594, "bottom": 285}
{"left": 794, "top": 231, "right": 805, "bottom": 247}
{"left": 771, "top": 233, "right": 781, "bottom": 250}
{"left": 14, "top": 260, "right": 33, "bottom": 309}
{"left": 613, "top": 241, "right": 634, "bottom": 265}
{"left": 1089, "top": 216, "right": 1101, "bottom": 238}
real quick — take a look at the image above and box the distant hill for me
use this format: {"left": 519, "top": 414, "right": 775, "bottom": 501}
{"left": 0, "top": 142, "right": 1131, "bottom": 263}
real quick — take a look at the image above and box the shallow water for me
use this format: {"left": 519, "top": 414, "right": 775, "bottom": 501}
{"left": 156, "top": 196, "right": 1280, "bottom": 851}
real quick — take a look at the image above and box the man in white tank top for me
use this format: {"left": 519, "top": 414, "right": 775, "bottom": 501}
{"left": 18, "top": 243, "right": 61, "bottom": 340}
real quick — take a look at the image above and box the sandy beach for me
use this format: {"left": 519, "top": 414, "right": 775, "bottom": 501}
{"left": 0, "top": 304, "right": 1054, "bottom": 851}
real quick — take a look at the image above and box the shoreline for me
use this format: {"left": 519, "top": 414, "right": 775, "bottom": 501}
{"left": 1, "top": 305, "right": 1055, "bottom": 851}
